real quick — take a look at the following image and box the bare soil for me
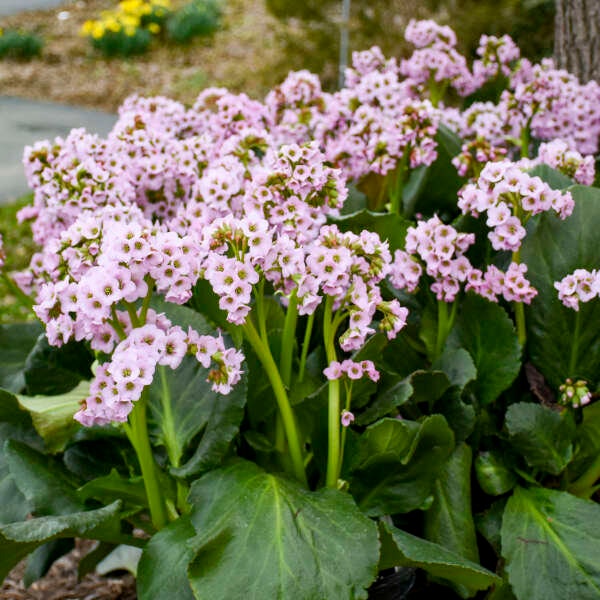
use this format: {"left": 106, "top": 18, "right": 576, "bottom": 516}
{"left": 1, "top": 540, "right": 137, "bottom": 599}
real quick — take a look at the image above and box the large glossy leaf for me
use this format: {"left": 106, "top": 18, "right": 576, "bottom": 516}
{"left": 433, "top": 348, "right": 477, "bottom": 391}
{"left": 329, "top": 209, "right": 410, "bottom": 252}
{"left": 406, "top": 123, "right": 464, "bottom": 218}
{"left": 23, "top": 335, "right": 93, "bottom": 396}
{"left": 17, "top": 381, "right": 87, "bottom": 453}
{"left": 0, "top": 322, "right": 44, "bottom": 393}
{"left": 505, "top": 403, "right": 576, "bottom": 475}
{"left": 379, "top": 521, "right": 500, "bottom": 596}
{"left": 526, "top": 164, "right": 574, "bottom": 190}
{"left": 521, "top": 185, "right": 600, "bottom": 386}
{"left": 569, "top": 401, "right": 600, "bottom": 481}
{"left": 447, "top": 294, "right": 521, "bottom": 405}
{"left": 349, "top": 416, "right": 455, "bottom": 515}
{"left": 137, "top": 516, "right": 196, "bottom": 600}
{"left": 424, "top": 444, "right": 480, "bottom": 576}
{"left": 149, "top": 357, "right": 247, "bottom": 478}
{"left": 0, "top": 390, "right": 41, "bottom": 524}
{"left": 0, "top": 501, "right": 123, "bottom": 582}
{"left": 5, "top": 439, "right": 83, "bottom": 515}
{"left": 186, "top": 461, "right": 379, "bottom": 600}
{"left": 501, "top": 486, "right": 600, "bottom": 600}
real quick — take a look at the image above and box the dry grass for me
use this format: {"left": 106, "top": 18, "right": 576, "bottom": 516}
{"left": 0, "top": 0, "right": 289, "bottom": 111}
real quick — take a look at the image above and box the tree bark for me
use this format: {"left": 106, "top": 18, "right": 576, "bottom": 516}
{"left": 554, "top": 0, "right": 600, "bottom": 82}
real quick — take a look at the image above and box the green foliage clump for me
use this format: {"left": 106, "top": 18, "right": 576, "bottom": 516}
{"left": 90, "top": 27, "right": 152, "bottom": 57}
{"left": 166, "top": 0, "right": 222, "bottom": 44}
{"left": 0, "top": 30, "right": 43, "bottom": 60}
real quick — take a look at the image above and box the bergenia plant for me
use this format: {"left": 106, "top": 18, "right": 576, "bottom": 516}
{"left": 1, "top": 18, "right": 600, "bottom": 600}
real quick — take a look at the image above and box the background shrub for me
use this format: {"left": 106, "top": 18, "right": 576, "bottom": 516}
{"left": 0, "top": 29, "right": 43, "bottom": 60}
{"left": 166, "top": 0, "right": 222, "bottom": 44}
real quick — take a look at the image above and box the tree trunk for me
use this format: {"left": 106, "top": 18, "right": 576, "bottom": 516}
{"left": 554, "top": 0, "right": 600, "bottom": 82}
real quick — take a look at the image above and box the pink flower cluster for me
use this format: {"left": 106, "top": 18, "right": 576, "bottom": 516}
{"left": 468, "top": 262, "right": 537, "bottom": 304}
{"left": 391, "top": 216, "right": 475, "bottom": 302}
{"left": 458, "top": 161, "right": 574, "bottom": 252}
{"left": 400, "top": 19, "right": 477, "bottom": 97}
{"left": 323, "top": 359, "right": 380, "bottom": 382}
{"left": 0, "top": 234, "right": 4, "bottom": 270}
{"left": 554, "top": 269, "right": 600, "bottom": 311}
{"left": 536, "top": 140, "right": 595, "bottom": 185}
{"left": 472, "top": 34, "right": 520, "bottom": 81}
{"left": 74, "top": 313, "right": 243, "bottom": 427}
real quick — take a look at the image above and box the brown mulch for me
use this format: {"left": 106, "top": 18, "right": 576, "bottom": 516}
{"left": 0, "top": 0, "right": 287, "bottom": 112}
{"left": 1, "top": 540, "right": 137, "bottom": 600}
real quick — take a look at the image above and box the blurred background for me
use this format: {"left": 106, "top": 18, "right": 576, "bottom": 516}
{"left": 0, "top": 0, "right": 555, "bottom": 112}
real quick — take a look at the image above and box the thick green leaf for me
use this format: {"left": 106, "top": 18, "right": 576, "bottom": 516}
{"left": 448, "top": 294, "right": 521, "bottom": 405}
{"left": 96, "top": 544, "right": 142, "bottom": 576}
{"left": 23, "top": 539, "right": 74, "bottom": 586}
{"left": 424, "top": 444, "right": 480, "bottom": 570}
{"left": 505, "top": 403, "right": 575, "bottom": 475}
{"left": 23, "top": 335, "right": 93, "bottom": 396}
{"left": 521, "top": 185, "right": 600, "bottom": 386}
{"left": 137, "top": 516, "right": 196, "bottom": 600}
{"left": 0, "top": 322, "right": 44, "bottom": 393}
{"left": 355, "top": 376, "right": 412, "bottom": 426}
{"left": 78, "top": 469, "right": 147, "bottom": 507}
{"left": 502, "top": 486, "right": 600, "bottom": 600}
{"left": 526, "top": 164, "right": 574, "bottom": 190}
{"left": 407, "top": 123, "right": 464, "bottom": 218}
{"left": 570, "top": 401, "right": 600, "bottom": 481}
{"left": 330, "top": 209, "right": 410, "bottom": 252}
{"left": 433, "top": 348, "right": 477, "bottom": 391}
{"left": 379, "top": 521, "right": 500, "bottom": 595}
{"left": 150, "top": 360, "right": 246, "bottom": 478}
{"left": 475, "top": 451, "right": 517, "bottom": 496}
{"left": 350, "top": 416, "right": 455, "bottom": 515}
{"left": 410, "top": 370, "right": 451, "bottom": 405}
{"left": 0, "top": 389, "right": 41, "bottom": 524}
{"left": 5, "top": 439, "right": 83, "bottom": 515}
{"left": 187, "top": 461, "right": 379, "bottom": 600}
{"left": 17, "top": 381, "right": 87, "bottom": 453}
{"left": 476, "top": 498, "right": 507, "bottom": 555}
{"left": 0, "top": 501, "right": 123, "bottom": 582}
{"left": 436, "top": 390, "right": 476, "bottom": 443}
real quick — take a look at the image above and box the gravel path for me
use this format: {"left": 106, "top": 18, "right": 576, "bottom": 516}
{"left": 0, "top": 97, "right": 116, "bottom": 204}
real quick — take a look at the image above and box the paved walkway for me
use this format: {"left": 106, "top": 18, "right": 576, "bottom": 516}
{"left": 0, "top": 97, "right": 116, "bottom": 203}
{"left": 0, "top": 0, "right": 68, "bottom": 15}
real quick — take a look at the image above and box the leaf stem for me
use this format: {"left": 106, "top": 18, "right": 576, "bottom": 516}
{"left": 512, "top": 250, "right": 527, "bottom": 347}
{"left": 323, "top": 296, "right": 341, "bottom": 488}
{"left": 569, "top": 452, "right": 600, "bottom": 498}
{"left": 298, "top": 311, "right": 315, "bottom": 383}
{"left": 123, "top": 390, "right": 168, "bottom": 530}
{"left": 280, "top": 290, "right": 298, "bottom": 388}
{"left": 242, "top": 318, "right": 307, "bottom": 486}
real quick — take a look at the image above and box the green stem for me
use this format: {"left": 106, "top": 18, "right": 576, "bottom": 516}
{"left": 435, "top": 300, "right": 449, "bottom": 360}
{"left": 512, "top": 250, "right": 527, "bottom": 347}
{"left": 389, "top": 151, "right": 409, "bottom": 215}
{"left": 242, "top": 319, "right": 307, "bottom": 486}
{"left": 110, "top": 306, "right": 127, "bottom": 341}
{"left": 568, "top": 310, "right": 581, "bottom": 376}
{"left": 1, "top": 272, "right": 33, "bottom": 310}
{"left": 569, "top": 452, "right": 600, "bottom": 498}
{"left": 255, "top": 281, "right": 268, "bottom": 342}
{"left": 520, "top": 121, "right": 531, "bottom": 158}
{"left": 123, "top": 390, "right": 168, "bottom": 530}
{"left": 280, "top": 290, "right": 298, "bottom": 388}
{"left": 339, "top": 382, "right": 353, "bottom": 479}
{"left": 324, "top": 296, "right": 341, "bottom": 488}
{"left": 125, "top": 302, "right": 140, "bottom": 328}
{"left": 139, "top": 277, "right": 154, "bottom": 324}
{"left": 298, "top": 312, "right": 315, "bottom": 383}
